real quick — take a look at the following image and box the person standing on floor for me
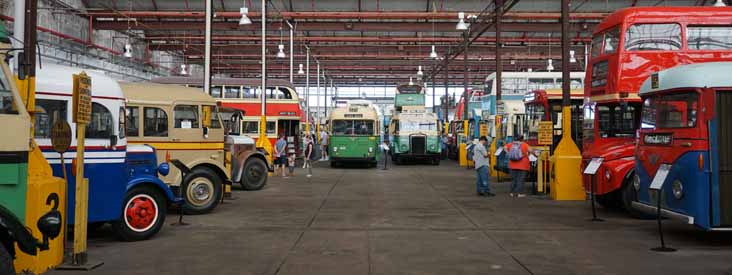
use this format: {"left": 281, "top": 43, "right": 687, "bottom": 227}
{"left": 320, "top": 130, "right": 330, "bottom": 161}
{"left": 304, "top": 135, "right": 314, "bottom": 178}
{"left": 473, "top": 136, "right": 494, "bottom": 197}
{"left": 274, "top": 134, "right": 288, "bottom": 177}
{"left": 505, "top": 135, "right": 531, "bottom": 197}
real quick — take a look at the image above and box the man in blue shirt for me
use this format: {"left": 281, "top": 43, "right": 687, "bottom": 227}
{"left": 274, "top": 135, "right": 288, "bottom": 177}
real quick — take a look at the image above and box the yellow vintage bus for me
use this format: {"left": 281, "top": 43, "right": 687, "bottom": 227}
{"left": 122, "top": 83, "right": 269, "bottom": 214}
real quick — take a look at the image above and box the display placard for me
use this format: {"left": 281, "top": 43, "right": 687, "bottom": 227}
{"left": 538, "top": 121, "right": 553, "bottom": 145}
{"left": 650, "top": 164, "right": 672, "bottom": 190}
{"left": 479, "top": 123, "right": 488, "bottom": 137}
{"left": 583, "top": 157, "right": 604, "bottom": 175}
{"left": 494, "top": 147, "right": 503, "bottom": 156}
{"left": 72, "top": 72, "right": 92, "bottom": 124}
{"left": 50, "top": 120, "right": 71, "bottom": 153}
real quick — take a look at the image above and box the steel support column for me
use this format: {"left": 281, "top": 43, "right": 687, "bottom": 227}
{"left": 463, "top": 31, "right": 469, "bottom": 123}
{"left": 495, "top": 0, "right": 503, "bottom": 102}
{"left": 561, "top": 0, "right": 570, "bottom": 105}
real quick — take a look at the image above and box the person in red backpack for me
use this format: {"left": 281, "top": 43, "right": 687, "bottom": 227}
{"left": 504, "top": 135, "right": 532, "bottom": 198}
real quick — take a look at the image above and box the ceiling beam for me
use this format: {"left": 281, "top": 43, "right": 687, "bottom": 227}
{"left": 85, "top": 11, "right": 608, "bottom": 20}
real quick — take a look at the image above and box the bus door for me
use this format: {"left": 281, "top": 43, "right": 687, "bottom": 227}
{"left": 202, "top": 105, "right": 225, "bottom": 141}
{"left": 716, "top": 90, "right": 732, "bottom": 225}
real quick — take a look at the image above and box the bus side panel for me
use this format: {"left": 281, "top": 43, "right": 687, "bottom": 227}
{"left": 47, "top": 156, "right": 126, "bottom": 224}
{"left": 715, "top": 91, "right": 732, "bottom": 226}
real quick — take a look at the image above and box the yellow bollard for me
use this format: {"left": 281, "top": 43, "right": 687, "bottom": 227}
{"left": 459, "top": 143, "right": 467, "bottom": 167}
{"left": 550, "top": 106, "right": 585, "bottom": 200}
{"left": 14, "top": 142, "right": 65, "bottom": 273}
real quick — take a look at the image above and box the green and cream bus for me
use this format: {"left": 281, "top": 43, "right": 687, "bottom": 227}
{"left": 389, "top": 106, "right": 441, "bottom": 165}
{"left": 328, "top": 101, "right": 380, "bottom": 167}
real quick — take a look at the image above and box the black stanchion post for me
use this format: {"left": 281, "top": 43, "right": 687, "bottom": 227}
{"left": 651, "top": 187, "right": 676, "bottom": 252}
{"left": 589, "top": 174, "right": 604, "bottom": 222}
{"left": 382, "top": 148, "right": 388, "bottom": 170}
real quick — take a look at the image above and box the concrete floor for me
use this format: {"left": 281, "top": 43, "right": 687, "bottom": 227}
{"left": 50, "top": 161, "right": 732, "bottom": 275}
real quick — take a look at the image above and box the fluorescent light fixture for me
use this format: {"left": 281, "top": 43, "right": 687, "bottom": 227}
{"left": 714, "top": 0, "right": 727, "bottom": 6}
{"left": 239, "top": 7, "right": 252, "bottom": 25}
{"left": 298, "top": 64, "right": 304, "bottom": 74}
{"left": 417, "top": 65, "right": 424, "bottom": 76}
{"left": 527, "top": 68, "right": 533, "bottom": 72}
{"left": 569, "top": 50, "right": 577, "bottom": 63}
{"left": 277, "top": 44, "right": 286, "bottom": 58}
{"left": 456, "top": 12, "right": 469, "bottom": 30}
{"left": 546, "top": 59, "right": 554, "bottom": 71}
{"left": 180, "top": 64, "right": 188, "bottom": 75}
{"left": 123, "top": 43, "right": 133, "bottom": 58}
{"left": 430, "top": 45, "right": 438, "bottom": 59}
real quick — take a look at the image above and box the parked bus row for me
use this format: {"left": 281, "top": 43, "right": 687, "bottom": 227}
{"left": 31, "top": 64, "right": 277, "bottom": 243}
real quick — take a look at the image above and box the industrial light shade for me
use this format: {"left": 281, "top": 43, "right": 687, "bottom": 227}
{"left": 546, "top": 59, "right": 554, "bottom": 71}
{"left": 430, "top": 45, "right": 438, "bottom": 59}
{"left": 409, "top": 77, "right": 414, "bottom": 86}
{"left": 569, "top": 50, "right": 577, "bottom": 63}
{"left": 123, "top": 43, "right": 133, "bottom": 58}
{"left": 527, "top": 68, "right": 533, "bottom": 72}
{"left": 417, "top": 66, "right": 424, "bottom": 76}
{"left": 180, "top": 64, "right": 188, "bottom": 75}
{"left": 277, "top": 44, "right": 286, "bottom": 58}
{"left": 714, "top": 0, "right": 727, "bottom": 6}
{"left": 239, "top": 7, "right": 252, "bottom": 25}
{"left": 456, "top": 12, "right": 469, "bottom": 30}
{"left": 298, "top": 64, "right": 305, "bottom": 74}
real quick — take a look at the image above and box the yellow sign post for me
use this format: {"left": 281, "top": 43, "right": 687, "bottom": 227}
{"left": 538, "top": 121, "right": 553, "bottom": 145}
{"left": 71, "top": 72, "right": 92, "bottom": 265}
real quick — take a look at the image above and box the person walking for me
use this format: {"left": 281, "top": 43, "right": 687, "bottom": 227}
{"left": 320, "top": 130, "right": 330, "bottom": 161}
{"left": 303, "top": 135, "right": 314, "bottom": 178}
{"left": 473, "top": 136, "right": 494, "bottom": 197}
{"left": 505, "top": 135, "right": 531, "bottom": 197}
{"left": 274, "top": 135, "right": 288, "bottom": 177}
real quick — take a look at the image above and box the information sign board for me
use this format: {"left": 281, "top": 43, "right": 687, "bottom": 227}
{"left": 650, "top": 164, "right": 672, "bottom": 190}
{"left": 538, "top": 121, "right": 553, "bottom": 145}
{"left": 583, "top": 157, "right": 604, "bottom": 175}
{"left": 50, "top": 120, "right": 71, "bottom": 153}
{"left": 72, "top": 72, "right": 92, "bottom": 124}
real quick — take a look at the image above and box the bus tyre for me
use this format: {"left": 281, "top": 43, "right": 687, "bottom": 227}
{"left": 241, "top": 158, "right": 268, "bottom": 191}
{"left": 621, "top": 175, "right": 652, "bottom": 219}
{"left": 113, "top": 185, "right": 167, "bottom": 242}
{"left": 330, "top": 161, "right": 337, "bottom": 168}
{"left": 0, "top": 243, "right": 14, "bottom": 275}
{"left": 182, "top": 167, "right": 223, "bottom": 214}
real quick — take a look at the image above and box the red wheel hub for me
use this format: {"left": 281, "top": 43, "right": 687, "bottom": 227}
{"left": 126, "top": 196, "right": 157, "bottom": 230}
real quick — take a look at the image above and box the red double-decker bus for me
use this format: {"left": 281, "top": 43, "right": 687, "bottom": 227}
{"left": 582, "top": 6, "right": 732, "bottom": 216}
{"left": 152, "top": 77, "right": 303, "bottom": 148}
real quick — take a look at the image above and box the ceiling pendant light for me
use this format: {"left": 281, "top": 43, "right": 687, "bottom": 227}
{"left": 409, "top": 77, "right": 414, "bottom": 86}
{"left": 123, "top": 43, "right": 133, "bottom": 58}
{"left": 714, "top": 0, "right": 727, "bottom": 6}
{"left": 239, "top": 6, "right": 252, "bottom": 25}
{"left": 417, "top": 65, "right": 424, "bottom": 76}
{"left": 456, "top": 12, "right": 469, "bottom": 30}
{"left": 298, "top": 64, "right": 305, "bottom": 74}
{"left": 180, "top": 64, "right": 188, "bottom": 75}
{"left": 546, "top": 59, "right": 554, "bottom": 71}
{"left": 277, "top": 44, "right": 286, "bottom": 58}
{"left": 569, "top": 50, "right": 577, "bottom": 63}
{"left": 430, "top": 45, "right": 438, "bottom": 59}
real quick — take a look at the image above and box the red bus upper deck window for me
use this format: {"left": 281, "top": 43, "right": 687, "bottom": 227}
{"left": 625, "top": 23, "right": 682, "bottom": 51}
{"left": 687, "top": 26, "right": 732, "bottom": 50}
{"left": 591, "top": 27, "right": 620, "bottom": 57}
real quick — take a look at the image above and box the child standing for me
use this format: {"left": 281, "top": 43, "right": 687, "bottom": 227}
{"left": 287, "top": 153, "right": 296, "bottom": 177}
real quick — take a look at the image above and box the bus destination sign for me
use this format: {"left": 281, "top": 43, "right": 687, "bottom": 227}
{"left": 73, "top": 72, "right": 92, "bottom": 124}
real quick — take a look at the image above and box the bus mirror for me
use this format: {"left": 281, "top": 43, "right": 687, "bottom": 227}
{"left": 17, "top": 52, "right": 26, "bottom": 80}
{"left": 110, "top": 135, "right": 118, "bottom": 147}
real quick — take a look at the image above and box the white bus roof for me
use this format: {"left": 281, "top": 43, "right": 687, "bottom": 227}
{"left": 121, "top": 82, "right": 216, "bottom": 104}
{"left": 640, "top": 62, "right": 732, "bottom": 95}
{"left": 330, "top": 104, "right": 378, "bottom": 120}
{"left": 36, "top": 63, "right": 124, "bottom": 99}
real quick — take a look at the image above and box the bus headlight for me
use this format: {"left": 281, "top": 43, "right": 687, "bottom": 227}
{"left": 604, "top": 169, "right": 611, "bottom": 181}
{"left": 430, "top": 144, "right": 436, "bottom": 150}
{"left": 633, "top": 174, "right": 640, "bottom": 191}
{"left": 401, "top": 144, "right": 408, "bottom": 151}
{"left": 158, "top": 163, "right": 170, "bottom": 176}
{"left": 672, "top": 180, "right": 684, "bottom": 199}
{"left": 333, "top": 147, "right": 338, "bottom": 152}
{"left": 368, "top": 147, "right": 373, "bottom": 153}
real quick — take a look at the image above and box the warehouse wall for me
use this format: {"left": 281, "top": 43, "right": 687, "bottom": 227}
{"left": 0, "top": 0, "right": 190, "bottom": 81}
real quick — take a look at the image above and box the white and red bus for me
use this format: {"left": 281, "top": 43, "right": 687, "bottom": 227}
{"left": 152, "top": 77, "right": 303, "bottom": 150}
